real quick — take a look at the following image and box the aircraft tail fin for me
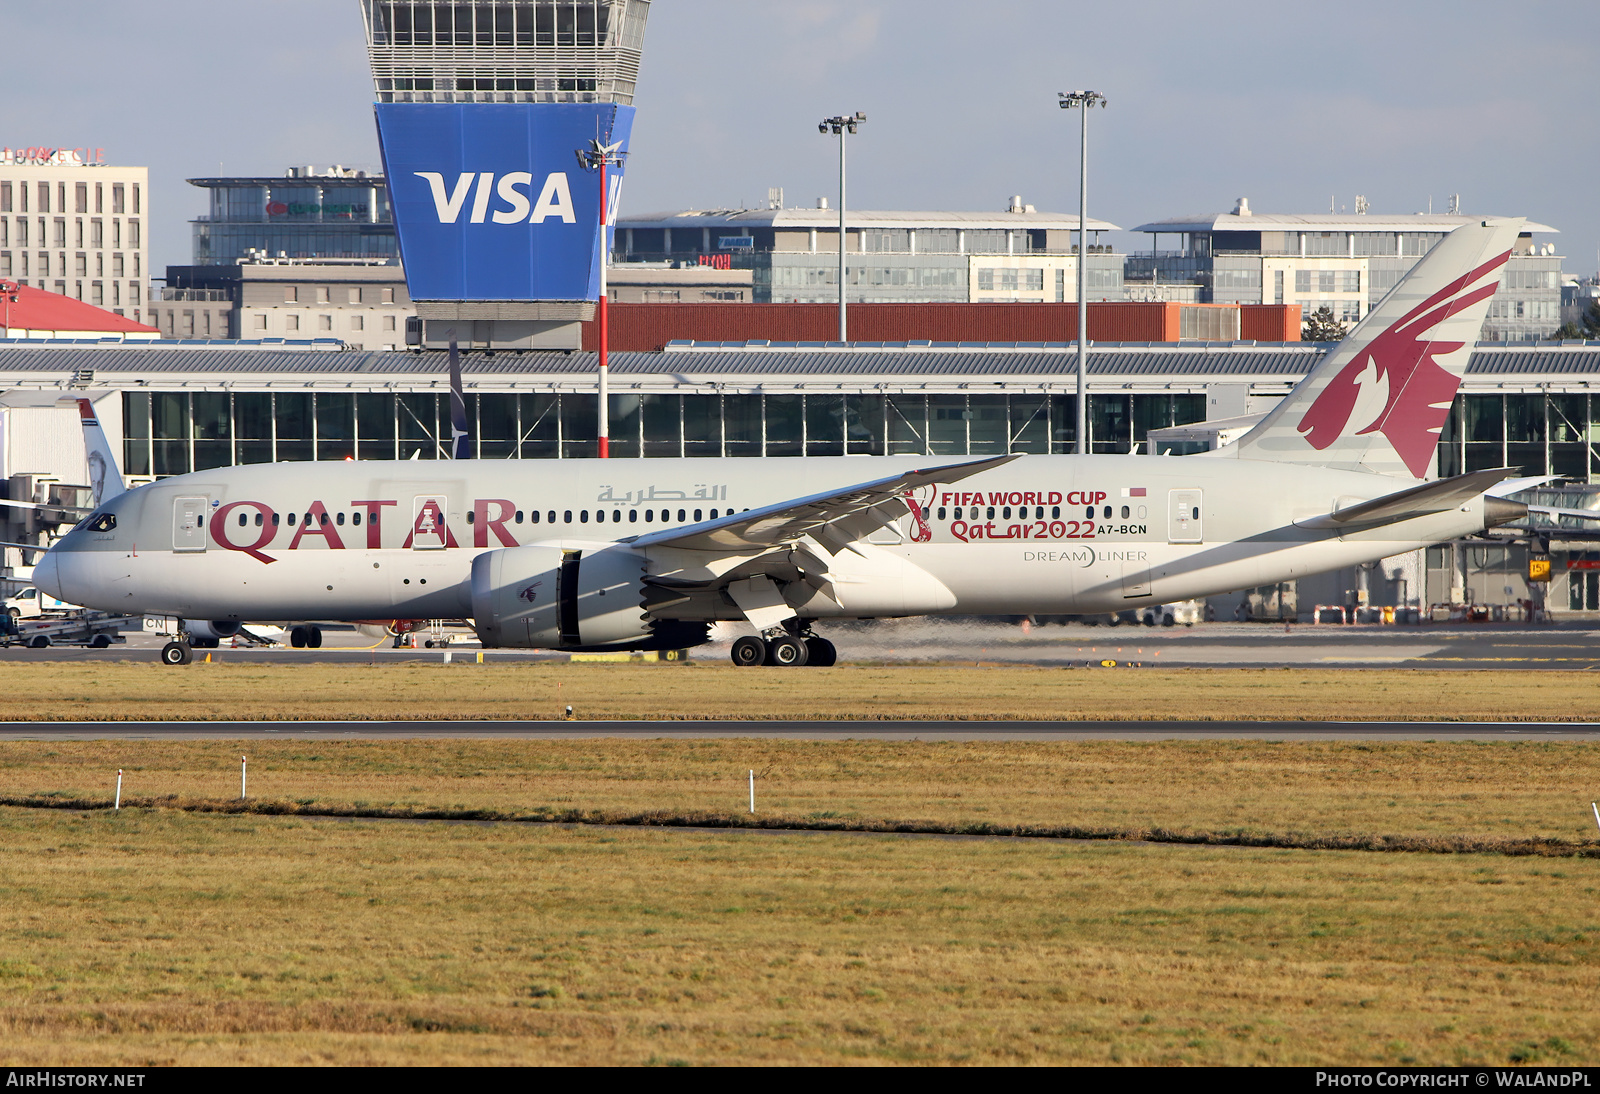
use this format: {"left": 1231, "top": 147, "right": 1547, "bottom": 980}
{"left": 77, "top": 398, "right": 125, "bottom": 507}
{"left": 447, "top": 331, "right": 471, "bottom": 459}
{"left": 1229, "top": 219, "right": 1523, "bottom": 480}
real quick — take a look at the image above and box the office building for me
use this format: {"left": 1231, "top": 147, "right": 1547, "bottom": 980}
{"left": 0, "top": 147, "right": 149, "bottom": 325}
{"left": 1129, "top": 200, "right": 1562, "bottom": 339}
{"left": 616, "top": 197, "right": 1123, "bottom": 305}
{"left": 150, "top": 260, "right": 410, "bottom": 349}
{"left": 187, "top": 165, "right": 397, "bottom": 266}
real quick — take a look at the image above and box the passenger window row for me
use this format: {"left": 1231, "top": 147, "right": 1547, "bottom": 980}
{"left": 238, "top": 507, "right": 745, "bottom": 529}
{"left": 937, "top": 505, "right": 1064, "bottom": 521}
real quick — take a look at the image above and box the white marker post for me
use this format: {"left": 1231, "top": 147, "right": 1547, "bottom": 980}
{"left": 241, "top": 756, "right": 247, "bottom": 800}
{"left": 1592, "top": 801, "right": 1599, "bottom": 834}
{"left": 115, "top": 769, "right": 122, "bottom": 811}
{"left": 749, "top": 770, "right": 755, "bottom": 814}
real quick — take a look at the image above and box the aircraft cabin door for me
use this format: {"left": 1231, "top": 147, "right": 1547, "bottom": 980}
{"left": 411, "top": 495, "right": 451, "bottom": 550}
{"left": 173, "top": 496, "right": 209, "bottom": 552}
{"left": 1168, "top": 489, "right": 1203, "bottom": 544}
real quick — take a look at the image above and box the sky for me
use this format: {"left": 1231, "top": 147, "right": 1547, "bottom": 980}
{"left": 10, "top": 0, "right": 1599, "bottom": 278}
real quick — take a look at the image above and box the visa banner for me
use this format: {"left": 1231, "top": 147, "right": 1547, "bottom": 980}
{"left": 374, "top": 102, "right": 634, "bottom": 301}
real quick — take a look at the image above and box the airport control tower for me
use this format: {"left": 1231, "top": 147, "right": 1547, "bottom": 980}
{"left": 358, "top": 1, "right": 651, "bottom": 349}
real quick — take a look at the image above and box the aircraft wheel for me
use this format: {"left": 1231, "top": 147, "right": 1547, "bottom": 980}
{"left": 767, "top": 635, "right": 809, "bottom": 667}
{"left": 28, "top": 635, "right": 50, "bottom": 649}
{"left": 730, "top": 635, "right": 767, "bottom": 667}
{"left": 90, "top": 634, "right": 111, "bottom": 649}
{"left": 306, "top": 626, "right": 323, "bottom": 649}
{"left": 804, "top": 637, "right": 837, "bottom": 667}
{"left": 1163, "top": 613, "right": 1175, "bottom": 627}
{"left": 161, "top": 641, "right": 192, "bottom": 666}
{"left": 289, "top": 626, "right": 307, "bottom": 649}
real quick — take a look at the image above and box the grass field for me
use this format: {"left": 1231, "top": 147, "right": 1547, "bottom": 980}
{"left": 3, "top": 661, "right": 1600, "bottom": 722}
{"left": 5, "top": 738, "right": 1600, "bottom": 845}
{"left": 1, "top": 807, "right": 1596, "bottom": 1066}
{"left": 2, "top": 738, "right": 1599, "bottom": 1064}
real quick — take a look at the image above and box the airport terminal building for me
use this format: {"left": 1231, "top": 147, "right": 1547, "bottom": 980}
{"left": 3, "top": 336, "right": 1599, "bottom": 618}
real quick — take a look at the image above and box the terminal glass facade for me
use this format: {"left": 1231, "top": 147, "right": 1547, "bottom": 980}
{"left": 121, "top": 390, "right": 1212, "bottom": 476}
{"left": 125, "top": 386, "right": 1600, "bottom": 483}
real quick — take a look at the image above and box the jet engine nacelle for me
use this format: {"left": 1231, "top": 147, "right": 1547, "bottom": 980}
{"left": 472, "top": 543, "right": 661, "bottom": 650}
{"left": 189, "top": 620, "right": 242, "bottom": 641}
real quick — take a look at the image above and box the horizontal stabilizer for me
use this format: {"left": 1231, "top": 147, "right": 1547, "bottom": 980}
{"left": 1526, "top": 505, "right": 1600, "bottom": 523}
{"left": 1294, "top": 468, "right": 1516, "bottom": 530}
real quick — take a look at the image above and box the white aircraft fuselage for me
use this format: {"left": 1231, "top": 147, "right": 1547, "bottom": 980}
{"left": 36, "top": 453, "right": 1488, "bottom": 637}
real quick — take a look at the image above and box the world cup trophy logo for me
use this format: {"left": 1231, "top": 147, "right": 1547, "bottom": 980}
{"left": 903, "top": 487, "right": 936, "bottom": 543}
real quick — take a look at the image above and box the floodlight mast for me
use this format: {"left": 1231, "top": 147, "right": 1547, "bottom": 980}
{"left": 577, "top": 139, "right": 627, "bottom": 458}
{"left": 1058, "top": 90, "right": 1106, "bottom": 456}
{"left": 819, "top": 113, "right": 866, "bottom": 341}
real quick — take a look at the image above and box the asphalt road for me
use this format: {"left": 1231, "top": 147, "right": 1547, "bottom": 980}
{"left": 1, "top": 719, "right": 1596, "bottom": 741}
{"left": 6, "top": 621, "right": 1597, "bottom": 670}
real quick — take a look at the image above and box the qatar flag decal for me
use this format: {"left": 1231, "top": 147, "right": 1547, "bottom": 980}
{"left": 1295, "top": 249, "right": 1511, "bottom": 478}
{"left": 1121, "top": 487, "right": 1147, "bottom": 498}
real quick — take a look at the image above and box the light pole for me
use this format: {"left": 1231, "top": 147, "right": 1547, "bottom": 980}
{"left": 1058, "top": 91, "right": 1106, "bottom": 455}
{"left": 0, "top": 279, "right": 17, "bottom": 337}
{"left": 577, "top": 138, "right": 626, "bottom": 458}
{"left": 819, "top": 112, "right": 865, "bottom": 342}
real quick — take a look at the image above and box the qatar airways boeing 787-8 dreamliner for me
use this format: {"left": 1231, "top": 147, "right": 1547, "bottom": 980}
{"left": 36, "top": 220, "right": 1533, "bottom": 666}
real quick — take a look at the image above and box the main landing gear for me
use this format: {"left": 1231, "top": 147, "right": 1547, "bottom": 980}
{"left": 729, "top": 628, "right": 836, "bottom": 668}
{"left": 289, "top": 625, "right": 323, "bottom": 649}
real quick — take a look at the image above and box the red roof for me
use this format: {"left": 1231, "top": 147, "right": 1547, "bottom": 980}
{"left": 0, "top": 282, "right": 158, "bottom": 334}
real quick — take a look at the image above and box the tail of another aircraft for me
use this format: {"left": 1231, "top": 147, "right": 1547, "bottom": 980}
{"left": 447, "top": 331, "right": 471, "bottom": 459}
{"left": 77, "top": 398, "right": 124, "bottom": 507}
{"left": 1229, "top": 218, "right": 1523, "bottom": 479}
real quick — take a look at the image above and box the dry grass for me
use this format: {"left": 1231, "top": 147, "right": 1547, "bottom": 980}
{"left": 5, "top": 739, "right": 1599, "bottom": 1064}
{"left": 3, "top": 661, "right": 1600, "bottom": 722}
{"left": 3, "top": 738, "right": 1600, "bottom": 844}
{"left": 0, "top": 806, "right": 1596, "bottom": 1065}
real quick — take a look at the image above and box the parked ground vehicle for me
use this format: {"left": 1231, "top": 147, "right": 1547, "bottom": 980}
{"left": 0, "top": 610, "right": 137, "bottom": 649}
{"left": 4, "top": 585, "right": 80, "bottom": 620}
{"left": 1140, "top": 600, "right": 1202, "bottom": 627}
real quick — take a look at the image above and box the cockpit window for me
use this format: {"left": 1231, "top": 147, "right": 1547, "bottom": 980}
{"left": 86, "top": 512, "right": 116, "bottom": 532}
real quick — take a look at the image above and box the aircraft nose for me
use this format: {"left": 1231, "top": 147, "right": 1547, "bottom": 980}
{"left": 32, "top": 550, "right": 64, "bottom": 602}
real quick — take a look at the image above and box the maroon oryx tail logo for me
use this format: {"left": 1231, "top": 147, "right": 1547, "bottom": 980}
{"left": 518, "top": 582, "right": 543, "bottom": 603}
{"left": 1296, "top": 249, "right": 1510, "bottom": 478}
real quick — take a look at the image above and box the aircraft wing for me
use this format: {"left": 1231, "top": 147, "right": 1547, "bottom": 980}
{"left": 1294, "top": 468, "right": 1517, "bottom": 530}
{"left": 625, "top": 454, "right": 1018, "bottom": 554}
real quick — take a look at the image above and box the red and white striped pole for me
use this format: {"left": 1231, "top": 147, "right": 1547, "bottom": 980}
{"left": 597, "top": 154, "right": 609, "bottom": 459}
